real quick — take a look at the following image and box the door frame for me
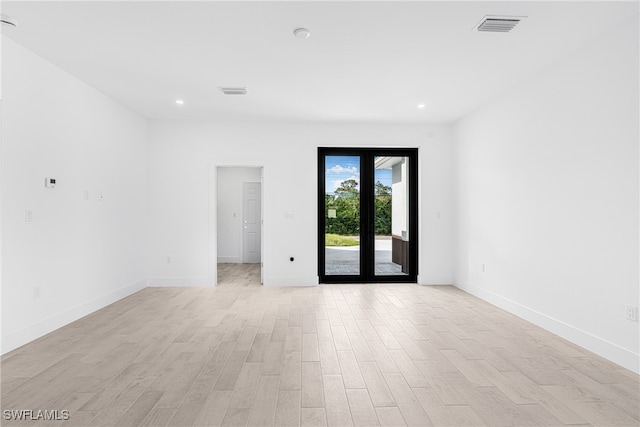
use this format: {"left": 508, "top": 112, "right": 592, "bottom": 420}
{"left": 211, "top": 165, "right": 264, "bottom": 286}
{"left": 318, "top": 147, "right": 418, "bottom": 283}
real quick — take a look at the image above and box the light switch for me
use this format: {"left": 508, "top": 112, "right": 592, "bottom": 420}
{"left": 285, "top": 211, "right": 294, "bottom": 219}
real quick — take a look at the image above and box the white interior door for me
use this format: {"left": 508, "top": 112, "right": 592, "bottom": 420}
{"left": 243, "top": 182, "right": 261, "bottom": 263}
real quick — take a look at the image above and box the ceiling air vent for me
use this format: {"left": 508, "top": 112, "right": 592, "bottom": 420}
{"left": 476, "top": 16, "right": 523, "bottom": 33}
{"left": 219, "top": 87, "right": 247, "bottom": 95}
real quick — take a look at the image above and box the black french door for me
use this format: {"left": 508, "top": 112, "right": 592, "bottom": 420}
{"left": 318, "top": 148, "right": 418, "bottom": 283}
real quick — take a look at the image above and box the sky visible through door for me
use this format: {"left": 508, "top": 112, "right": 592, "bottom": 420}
{"left": 325, "top": 156, "right": 391, "bottom": 194}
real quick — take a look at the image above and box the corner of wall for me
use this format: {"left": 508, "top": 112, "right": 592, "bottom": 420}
{"left": 2, "top": 279, "right": 146, "bottom": 355}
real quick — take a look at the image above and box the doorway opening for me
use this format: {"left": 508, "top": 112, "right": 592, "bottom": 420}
{"left": 216, "top": 167, "right": 263, "bottom": 285}
{"left": 318, "top": 148, "right": 418, "bottom": 283}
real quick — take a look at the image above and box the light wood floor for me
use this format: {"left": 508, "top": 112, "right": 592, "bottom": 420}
{"left": 2, "top": 267, "right": 638, "bottom": 426}
{"left": 218, "top": 263, "right": 261, "bottom": 287}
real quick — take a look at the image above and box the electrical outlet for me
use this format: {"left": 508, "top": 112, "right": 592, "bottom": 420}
{"left": 481, "top": 264, "right": 486, "bottom": 273}
{"left": 33, "top": 287, "right": 40, "bottom": 299}
{"left": 167, "top": 256, "right": 171, "bottom": 264}
{"left": 25, "top": 209, "right": 33, "bottom": 222}
{"left": 44, "top": 177, "right": 56, "bottom": 188}
{"left": 625, "top": 305, "right": 638, "bottom": 322}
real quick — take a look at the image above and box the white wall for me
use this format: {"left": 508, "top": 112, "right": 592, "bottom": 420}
{"left": 217, "top": 167, "right": 262, "bottom": 263}
{"left": 147, "top": 122, "right": 452, "bottom": 286}
{"left": 1, "top": 37, "right": 148, "bottom": 353}
{"left": 452, "top": 18, "right": 639, "bottom": 372}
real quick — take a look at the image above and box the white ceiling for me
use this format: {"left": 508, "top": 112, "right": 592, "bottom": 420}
{"left": 2, "top": 1, "right": 637, "bottom": 123}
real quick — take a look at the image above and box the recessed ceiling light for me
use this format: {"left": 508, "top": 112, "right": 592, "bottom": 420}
{"left": 1, "top": 14, "right": 17, "bottom": 28}
{"left": 417, "top": 103, "right": 426, "bottom": 109}
{"left": 176, "top": 99, "right": 184, "bottom": 105}
{"left": 294, "top": 28, "right": 311, "bottom": 39}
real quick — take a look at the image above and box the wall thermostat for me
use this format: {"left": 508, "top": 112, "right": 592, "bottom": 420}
{"left": 45, "top": 177, "right": 56, "bottom": 188}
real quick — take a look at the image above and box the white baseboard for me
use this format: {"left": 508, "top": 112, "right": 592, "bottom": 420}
{"left": 416, "top": 275, "right": 451, "bottom": 286}
{"left": 455, "top": 282, "right": 640, "bottom": 374}
{"left": 1, "top": 279, "right": 146, "bottom": 355}
{"left": 146, "top": 277, "right": 214, "bottom": 287}
{"left": 263, "top": 276, "right": 319, "bottom": 287}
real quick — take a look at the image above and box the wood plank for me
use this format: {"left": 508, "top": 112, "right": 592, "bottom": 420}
{"left": 221, "top": 407, "right": 250, "bottom": 427}
{"left": 388, "top": 349, "right": 429, "bottom": 388}
{"left": 331, "top": 325, "right": 352, "bottom": 351}
{"left": 375, "top": 407, "right": 406, "bottom": 427}
{"left": 280, "top": 351, "right": 302, "bottom": 391}
{"left": 347, "top": 333, "right": 375, "bottom": 362}
{"left": 192, "top": 390, "right": 232, "bottom": 426}
{"left": 140, "top": 407, "right": 175, "bottom": 427}
{"left": 301, "top": 408, "right": 328, "bottom": 427}
{"left": 302, "top": 362, "right": 325, "bottom": 408}
{"left": 213, "top": 350, "right": 249, "bottom": 391}
{"left": 358, "top": 362, "right": 396, "bottom": 408}
{"left": 275, "top": 390, "right": 301, "bottom": 427}
{"left": 114, "top": 390, "right": 163, "bottom": 427}
{"left": 319, "top": 340, "right": 342, "bottom": 376}
{"left": 323, "top": 375, "right": 353, "bottom": 426}
{"left": 382, "top": 373, "right": 433, "bottom": 427}
{"left": 247, "top": 375, "right": 280, "bottom": 426}
{"left": 346, "top": 388, "right": 380, "bottom": 427}
{"left": 167, "top": 374, "right": 217, "bottom": 425}
{"left": 228, "top": 363, "right": 263, "bottom": 409}
{"left": 261, "top": 340, "right": 284, "bottom": 375}
{"left": 302, "top": 333, "right": 321, "bottom": 362}
{"left": 337, "top": 351, "right": 365, "bottom": 389}
{"left": 246, "top": 333, "right": 270, "bottom": 363}
{"left": 367, "top": 340, "right": 400, "bottom": 374}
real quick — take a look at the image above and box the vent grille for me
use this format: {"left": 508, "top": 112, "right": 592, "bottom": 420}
{"left": 219, "top": 87, "right": 247, "bottom": 95}
{"left": 476, "top": 16, "right": 522, "bottom": 33}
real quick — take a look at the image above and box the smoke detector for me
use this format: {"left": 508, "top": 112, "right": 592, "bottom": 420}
{"left": 475, "top": 15, "right": 525, "bottom": 33}
{"left": 294, "top": 28, "right": 311, "bottom": 39}
{"left": 1, "top": 14, "right": 17, "bottom": 28}
{"left": 218, "top": 87, "right": 247, "bottom": 95}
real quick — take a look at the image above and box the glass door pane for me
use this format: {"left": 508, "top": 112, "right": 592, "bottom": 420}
{"left": 324, "top": 155, "right": 360, "bottom": 276}
{"left": 319, "top": 147, "right": 416, "bottom": 283}
{"left": 374, "top": 156, "right": 410, "bottom": 276}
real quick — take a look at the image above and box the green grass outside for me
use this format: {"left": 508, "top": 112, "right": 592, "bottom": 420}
{"left": 325, "top": 234, "right": 359, "bottom": 247}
